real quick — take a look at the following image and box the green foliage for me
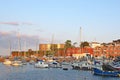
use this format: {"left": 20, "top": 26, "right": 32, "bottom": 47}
{"left": 64, "top": 40, "right": 72, "bottom": 49}
{"left": 50, "top": 44, "right": 57, "bottom": 51}
{"left": 80, "top": 41, "right": 89, "bottom": 48}
{"left": 101, "top": 43, "right": 107, "bottom": 46}
{"left": 45, "top": 50, "right": 54, "bottom": 56}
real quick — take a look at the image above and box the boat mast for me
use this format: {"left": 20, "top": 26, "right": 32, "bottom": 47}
{"left": 9, "top": 39, "right": 11, "bottom": 56}
{"left": 80, "top": 27, "right": 82, "bottom": 59}
{"left": 17, "top": 29, "right": 21, "bottom": 56}
{"left": 24, "top": 39, "right": 27, "bottom": 57}
{"left": 80, "top": 27, "right": 82, "bottom": 47}
{"left": 36, "top": 39, "right": 39, "bottom": 55}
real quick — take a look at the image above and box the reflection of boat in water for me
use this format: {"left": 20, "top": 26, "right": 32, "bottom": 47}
{"left": 3, "top": 59, "right": 12, "bottom": 65}
{"left": 34, "top": 60, "right": 49, "bottom": 68}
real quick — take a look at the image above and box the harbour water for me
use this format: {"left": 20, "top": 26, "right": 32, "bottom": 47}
{"left": 0, "top": 63, "right": 119, "bottom": 80}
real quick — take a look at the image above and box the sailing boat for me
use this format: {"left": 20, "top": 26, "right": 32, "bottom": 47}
{"left": 3, "top": 40, "right": 12, "bottom": 65}
{"left": 11, "top": 29, "right": 23, "bottom": 66}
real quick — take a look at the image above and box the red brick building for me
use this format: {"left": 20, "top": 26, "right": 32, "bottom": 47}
{"left": 94, "top": 46, "right": 120, "bottom": 58}
{"left": 65, "top": 47, "right": 93, "bottom": 58}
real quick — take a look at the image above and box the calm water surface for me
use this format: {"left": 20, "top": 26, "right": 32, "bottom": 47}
{"left": 0, "top": 63, "right": 119, "bottom": 80}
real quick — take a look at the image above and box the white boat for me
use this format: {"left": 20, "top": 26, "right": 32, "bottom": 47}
{"left": 71, "top": 62, "right": 81, "bottom": 70}
{"left": 48, "top": 61, "right": 61, "bottom": 68}
{"left": 11, "top": 61, "right": 22, "bottom": 66}
{"left": 22, "top": 60, "right": 27, "bottom": 65}
{"left": 61, "top": 62, "right": 72, "bottom": 70}
{"left": 34, "top": 60, "right": 49, "bottom": 68}
{"left": 109, "top": 61, "right": 120, "bottom": 70}
{"left": 3, "top": 59, "right": 12, "bottom": 65}
{"left": 29, "top": 60, "right": 35, "bottom": 65}
{"left": 79, "top": 61, "right": 93, "bottom": 70}
{"left": 72, "top": 61, "right": 93, "bottom": 70}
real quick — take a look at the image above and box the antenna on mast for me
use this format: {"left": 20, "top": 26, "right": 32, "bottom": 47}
{"left": 80, "top": 27, "right": 82, "bottom": 46}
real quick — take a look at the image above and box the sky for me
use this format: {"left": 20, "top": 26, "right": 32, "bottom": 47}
{"left": 0, "top": 0, "right": 120, "bottom": 56}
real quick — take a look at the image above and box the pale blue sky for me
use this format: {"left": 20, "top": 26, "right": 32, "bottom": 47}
{"left": 0, "top": 0, "right": 120, "bottom": 55}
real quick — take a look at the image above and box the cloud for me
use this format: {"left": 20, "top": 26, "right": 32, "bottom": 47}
{"left": 0, "top": 22, "right": 19, "bottom": 26}
{"left": 0, "top": 21, "right": 36, "bottom": 26}
{"left": 22, "top": 22, "right": 34, "bottom": 26}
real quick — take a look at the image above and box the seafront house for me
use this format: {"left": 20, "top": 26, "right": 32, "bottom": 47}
{"left": 66, "top": 47, "right": 93, "bottom": 59}
{"left": 11, "top": 39, "right": 120, "bottom": 59}
{"left": 93, "top": 39, "right": 120, "bottom": 58}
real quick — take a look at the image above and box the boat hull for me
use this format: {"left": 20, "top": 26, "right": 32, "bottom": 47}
{"left": 93, "top": 68, "right": 120, "bottom": 77}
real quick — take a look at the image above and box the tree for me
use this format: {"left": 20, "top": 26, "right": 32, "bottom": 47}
{"left": 64, "top": 40, "right": 72, "bottom": 56}
{"left": 50, "top": 44, "right": 58, "bottom": 54}
{"left": 80, "top": 41, "right": 89, "bottom": 48}
{"left": 64, "top": 40, "right": 72, "bottom": 49}
{"left": 101, "top": 43, "right": 107, "bottom": 46}
{"left": 45, "top": 50, "right": 53, "bottom": 56}
{"left": 50, "top": 44, "right": 57, "bottom": 52}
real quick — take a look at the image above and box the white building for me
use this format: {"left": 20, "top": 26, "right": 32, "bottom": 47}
{"left": 90, "top": 42, "right": 101, "bottom": 48}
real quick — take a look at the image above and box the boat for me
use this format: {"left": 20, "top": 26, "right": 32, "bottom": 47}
{"left": 34, "top": 60, "right": 49, "bottom": 68}
{"left": 109, "top": 61, "right": 120, "bottom": 71}
{"left": 93, "top": 67, "right": 120, "bottom": 77}
{"left": 102, "top": 57, "right": 120, "bottom": 71}
{"left": 71, "top": 62, "right": 80, "bottom": 70}
{"left": 72, "top": 61, "right": 93, "bottom": 70}
{"left": 102, "top": 63, "right": 118, "bottom": 71}
{"left": 61, "top": 62, "right": 72, "bottom": 70}
{"left": 11, "top": 60, "right": 22, "bottom": 66}
{"left": 93, "top": 60, "right": 120, "bottom": 77}
{"left": 79, "top": 61, "right": 93, "bottom": 70}
{"left": 21, "top": 59, "right": 27, "bottom": 65}
{"left": 3, "top": 59, "right": 12, "bottom": 65}
{"left": 48, "top": 61, "right": 61, "bottom": 68}
{"left": 29, "top": 60, "right": 35, "bottom": 65}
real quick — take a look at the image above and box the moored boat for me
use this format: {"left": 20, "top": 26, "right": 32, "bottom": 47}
{"left": 93, "top": 67, "right": 120, "bottom": 77}
{"left": 61, "top": 62, "right": 72, "bottom": 70}
{"left": 101, "top": 57, "right": 120, "bottom": 71}
{"left": 34, "top": 60, "right": 49, "bottom": 68}
{"left": 29, "top": 60, "right": 35, "bottom": 65}
{"left": 3, "top": 59, "right": 12, "bottom": 65}
{"left": 48, "top": 61, "right": 61, "bottom": 68}
{"left": 72, "top": 61, "right": 93, "bottom": 70}
{"left": 11, "top": 61, "right": 22, "bottom": 66}
{"left": 93, "top": 60, "right": 120, "bottom": 77}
